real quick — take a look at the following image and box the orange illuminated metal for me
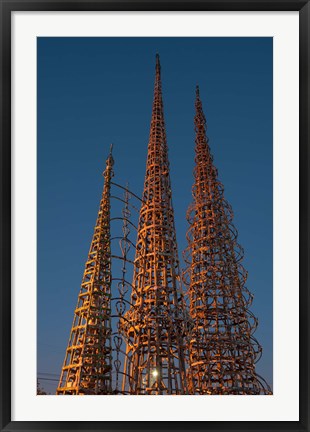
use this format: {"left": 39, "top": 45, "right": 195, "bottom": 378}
{"left": 183, "top": 86, "right": 271, "bottom": 395}
{"left": 120, "top": 55, "right": 191, "bottom": 395}
{"left": 56, "top": 61, "right": 272, "bottom": 397}
{"left": 57, "top": 149, "right": 114, "bottom": 395}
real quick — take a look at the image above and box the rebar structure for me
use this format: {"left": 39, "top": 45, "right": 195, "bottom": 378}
{"left": 121, "top": 55, "right": 190, "bottom": 395}
{"left": 54, "top": 58, "right": 272, "bottom": 397}
{"left": 183, "top": 86, "right": 271, "bottom": 395}
{"left": 57, "top": 148, "right": 114, "bottom": 395}
{"left": 109, "top": 182, "right": 141, "bottom": 394}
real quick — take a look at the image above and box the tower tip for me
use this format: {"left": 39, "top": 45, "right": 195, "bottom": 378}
{"left": 105, "top": 143, "right": 114, "bottom": 170}
{"left": 196, "top": 85, "right": 200, "bottom": 97}
{"left": 155, "top": 53, "right": 161, "bottom": 73}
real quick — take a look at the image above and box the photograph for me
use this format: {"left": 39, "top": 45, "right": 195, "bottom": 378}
{"left": 37, "top": 37, "right": 273, "bottom": 396}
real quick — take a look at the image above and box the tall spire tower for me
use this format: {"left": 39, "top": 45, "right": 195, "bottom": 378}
{"left": 183, "top": 87, "right": 271, "bottom": 395}
{"left": 121, "top": 55, "right": 190, "bottom": 395}
{"left": 57, "top": 148, "right": 114, "bottom": 395}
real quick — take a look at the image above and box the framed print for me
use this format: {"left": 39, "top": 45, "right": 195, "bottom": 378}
{"left": 1, "top": 1, "right": 309, "bottom": 431}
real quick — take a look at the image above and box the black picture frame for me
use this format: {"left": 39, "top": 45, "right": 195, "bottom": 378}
{"left": 1, "top": 1, "right": 308, "bottom": 431}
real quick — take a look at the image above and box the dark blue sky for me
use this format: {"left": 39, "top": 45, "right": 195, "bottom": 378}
{"left": 37, "top": 37, "right": 273, "bottom": 394}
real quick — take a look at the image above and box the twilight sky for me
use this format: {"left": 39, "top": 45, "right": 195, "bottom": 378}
{"left": 37, "top": 37, "right": 273, "bottom": 394}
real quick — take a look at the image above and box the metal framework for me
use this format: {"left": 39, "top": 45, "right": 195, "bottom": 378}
{"left": 55, "top": 61, "right": 272, "bottom": 397}
{"left": 109, "top": 182, "right": 141, "bottom": 394}
{"left": 120, "top": 55, "right": 191, "bottom": 395}
{"left": 57, "top": 149, "right": 114, "bottom": 395}
{"left": 183, "top": 86, "right": 271, "bottom": 395}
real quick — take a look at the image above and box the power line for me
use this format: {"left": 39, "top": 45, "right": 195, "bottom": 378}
{"left": 38, "top": 377, "right": 59, "bottom": 382}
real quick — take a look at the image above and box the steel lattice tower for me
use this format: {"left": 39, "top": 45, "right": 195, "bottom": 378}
{"left": 121, "top": 55, "right": 190, "bottom": 395}
{"left": 57, "top": 149, "right": 114, "bottom": 395}
{"left": 183, "top": 86, "right": 271, "bottom": 395}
